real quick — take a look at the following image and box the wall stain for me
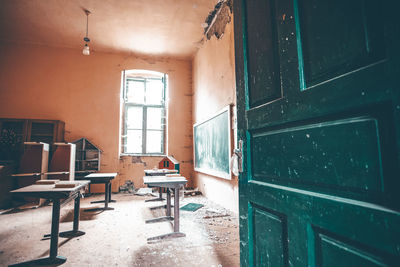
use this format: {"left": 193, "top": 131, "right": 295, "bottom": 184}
{"left": 131, "top": 156, "right": 146, "bottom": 166}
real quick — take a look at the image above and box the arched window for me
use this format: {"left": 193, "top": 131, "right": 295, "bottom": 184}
{"left": 121, "top": 70, "right": 167, "bottom": 155}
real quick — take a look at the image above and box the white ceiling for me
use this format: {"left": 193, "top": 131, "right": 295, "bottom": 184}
{"left": 0, "top": 0, "right": 217, "bottom": 58}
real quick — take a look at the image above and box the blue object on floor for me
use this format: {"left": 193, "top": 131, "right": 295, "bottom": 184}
{"left": 180, "top": 203, "right": 204, "bottom": 212}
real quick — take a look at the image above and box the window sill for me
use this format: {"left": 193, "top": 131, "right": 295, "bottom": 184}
{"left": 120, "top": 154, "right": 166, "bottom": 158}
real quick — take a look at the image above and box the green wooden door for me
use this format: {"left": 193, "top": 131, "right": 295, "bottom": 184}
{"left": 233, "top": 0, "right": 400, "bottom": 266}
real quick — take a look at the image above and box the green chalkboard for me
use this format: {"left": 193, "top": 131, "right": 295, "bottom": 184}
{"left": 193, "top": 105, "right": 231, "bottom": 179}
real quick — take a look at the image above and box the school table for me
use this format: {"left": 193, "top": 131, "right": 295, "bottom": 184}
{"left": 10, "top": 180, "right": 90, "bottom": 266}
{"left": 144, "top": 169, "right": 179, "bottom": 202}
{"left": 143, "top": 175, "right": 187, "bottom": 241}
{"left": 81, "top": 172, "right": 117, "bottom": 211}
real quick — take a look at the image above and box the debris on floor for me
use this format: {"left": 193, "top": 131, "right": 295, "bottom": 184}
{"left": 119, "top": 180, "right": 135, "bottom": 193}
{"left": 202, "top": 207, "right": 230, "bottom": 219}
{"left": 203, "top": 214, "right": 230, "bottom": 219}
{"left": 178, "top": 196, "right": 239, "bottom": 249}
{"left": 184, "top": 187, "right": 202, "bottom": 196}
{"left": 0, "top": 193, "right": 239, "bottom": 266}
{"left": 134, "top": 187, "right": 154, "bottom": 196}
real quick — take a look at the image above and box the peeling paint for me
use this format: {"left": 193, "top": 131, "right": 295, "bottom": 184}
{"left": 204, "top": 0, "right": 233, "bottom": 40}
{"left": 131, "top": 156, "right": 145, "bottom": 165}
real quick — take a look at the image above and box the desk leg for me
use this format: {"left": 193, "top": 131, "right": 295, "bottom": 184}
{"left": 59, "top": 194, "right": 85, "bottom": 238}
{"left": 166, "top": 188, "right": 171, "bottom": 217}
{"left": 145, "top": 188, "right": 173, "bottom": 224}
{"left": 108, "top": 183, "right": 116, "bottom": 202}
{"left": 85, "top": 182, "right": 114, "bottom": 212}
{"left": 144, "top": 187, "right": 165, "bottom": 202}
{"left": 102, "top": 182, "right": 114, "bottom": 210}
{"left": 91, "top": 181, "right": 116, "bottom": 203}
{"left": 9, "top": 199, "right": 67, "bottom": 266}
{"left": 105, "top": 182, "right": 110, "bottom": 209}
{"left": 173, "top": 187, "right": 181, "bottom": 233}
{"left": 73, "top": 196, "right": 80, "bottom": 231}
{"left": 49, "top": 199, "right": 61, "bottom": 259}
{"left": 146, "top": 187, "right": 185, "bottom": 242}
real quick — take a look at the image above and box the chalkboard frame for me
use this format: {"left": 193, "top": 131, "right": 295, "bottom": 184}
{"left": 193, "top": 105, "right": 231, "bottom": 179}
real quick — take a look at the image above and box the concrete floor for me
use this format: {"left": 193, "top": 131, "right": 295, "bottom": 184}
{"left": 0, "top": 193, "right": 239, "bottom": 266}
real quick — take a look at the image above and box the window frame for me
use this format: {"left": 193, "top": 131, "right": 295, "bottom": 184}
{"left": 121, "top": 74, "right": 167, "bottom": 156}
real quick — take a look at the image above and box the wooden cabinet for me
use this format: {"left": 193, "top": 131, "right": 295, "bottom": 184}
{"left": 28, "top": 120, "right": 64, "bottom": 144}
{"left": 0, "top": 118, "right": 65, "bottom": 161}
{"left": 0, "top": 162, "right": 16, "bottom": 208}
{"left": 0, "top": 119, "right": 26, "bottom": 144}
{"left": 0, "top": 118, "right": 65, "bottom": 144}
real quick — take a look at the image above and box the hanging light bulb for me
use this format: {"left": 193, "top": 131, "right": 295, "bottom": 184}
{"left": 82, "top": 43, "right": 90, "bottom": 55}
{"left": 82, "top": 9, "right": 91, "bottom": 56}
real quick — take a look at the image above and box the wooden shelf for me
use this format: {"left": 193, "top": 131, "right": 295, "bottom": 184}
{"left": 73, "top": 138, "right": 101, "bottom": 173}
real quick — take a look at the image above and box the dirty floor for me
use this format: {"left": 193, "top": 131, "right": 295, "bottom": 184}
{"left": 0, "top": 193, "right": 239, "bottom": 266}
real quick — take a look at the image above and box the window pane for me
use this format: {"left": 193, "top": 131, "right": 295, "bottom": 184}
{"left": 126, "top": 80, "right": 144, "bottom": 104}
{"left": 147, "top": 107, "right": 163, "bottom": 130}
{"left": 126, "top": 106, "right": 142, "bottom": 129}
{"left": 126, "top": 130, "right": 142, "bottom": 153}
{"left": 146, "top": 79, "right": 163, "bottom": 105}
{"left": 146, "top": 130, "right": 163, "bottom": 153}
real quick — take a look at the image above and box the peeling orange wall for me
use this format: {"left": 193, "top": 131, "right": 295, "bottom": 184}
{"left": 192, "top": 19, "right": 238, "bottom": 213}
{"left": 0, "top": 43, "right": 193, "bottom": 191}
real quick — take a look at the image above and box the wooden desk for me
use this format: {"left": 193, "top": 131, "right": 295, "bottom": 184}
{"left": 143, "top": 176, "right": 187, "bottom": 241}
{"left": 10, "top": 180, "right": 90, "bottom": 266}
{"left": 80, "top": 173, "right": 117, "bottom": 212}
{"left": 144, "top": 169, "right": 179, "bottom": 202}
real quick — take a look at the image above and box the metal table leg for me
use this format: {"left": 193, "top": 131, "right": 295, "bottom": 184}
{"left": 49, "top": 199, "right": 63, "bottom": 259}
{"left": 85, "top": 182, "right": 114, "bottom": 212}
{"left": 44, "top": 193, "right": 86, "bottom": 238}
{"left": 147, "top": 186, "right": 185, "bottom": 242}
{"left": 146, "top": 188, "right": 174, "bottom": 223}
{"left": 173, "top": 187, "right": 181, "bottom": 233}
{"left": 59, "top": 193, "right": 85, "bottom": 238}
{"left": 166, "top": 188, "right": 171, "bottom": 217}
{"left": 90, "top": 181, "right": 116, "bottom": 203}
{"left": 145, "top": 187, "right": 165, "bottom": 202}
{"left": 10, "top": 199, "right": 67, "bottom": 266}
{"left": 149, "top": 204, "right": 174, "bottom": 210}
